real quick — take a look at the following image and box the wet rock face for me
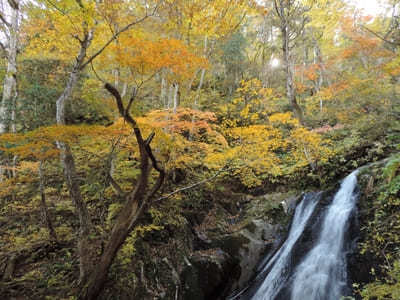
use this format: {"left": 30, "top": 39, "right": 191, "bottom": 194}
{"left": 180, "top": 192, "right": 300, "bottom": 300}
{"left": 181, "top": 220, "right": 280, "bottom": 300}
{"left": 181, "top": 249, "right": 240, "bottom": 300}
{"left": 231, "top": 220, "right": 280, "bottom": 289}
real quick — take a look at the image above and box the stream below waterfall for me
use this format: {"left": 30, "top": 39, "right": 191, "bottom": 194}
{"left": 229, "top": 171, "right": 360, "bottom": 300}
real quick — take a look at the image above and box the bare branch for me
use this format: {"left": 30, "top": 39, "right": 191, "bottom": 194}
{"left": 105, "top": 83, "right": 126, "bottom": 119}
{"left": 0, "top": 41, "right": 7, "bottom": 54}
{"left": 7, "top": 0, "right": 18, "bottom": 10}
{"left": 45, "top": 0, "right": 81, "bottom": 34}
{"left": 125, "top": 88, "right": 137, "bottom": 114}
{"left": 361, "top": 24, "right": 399, "bottom": 48}
{"left": 0, "top": 12, "right": 11, "bottom": 28}
{"left": 105, "top": 82, "right": 145, "bottom": 145}
{"left": 81, "top": 2, "right": 161, "bottom": 70}
{"left": 155, "top": 165, "right": 230, "bottom": 202}
{"left": 71, "top": 33, "right": 84, "bottom": 44}
{"left": 144, "top": 144, "right": 165, "bottom": 202}
{"left": 109, "top": 175, "right": 125, "bottom": 197}
{"left": 90, "top": 61, "right": 106, "bottom": 84}
{"left": 274, "top": 0, "right": 282, "bottom": 18}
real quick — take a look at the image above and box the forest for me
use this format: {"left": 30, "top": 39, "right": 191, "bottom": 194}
{"left": 0, "top": 0, "right": 399, "bottom": 299}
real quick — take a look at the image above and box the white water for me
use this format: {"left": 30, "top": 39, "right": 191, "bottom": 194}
{"left": 251, "top": 193, "right": 320, "bottom": 299}
{"left": 290, "top": 171, "right": 358, "bottom": 300}
{"left": 250, "top": 171, "right": 359, "bottom": 300}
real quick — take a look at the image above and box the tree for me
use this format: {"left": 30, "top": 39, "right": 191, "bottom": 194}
{"left": 0, "top": 0, "right": 21, "bottom": 181}
{"left": 79, "top": 33, "right": 205, "bottom": 299}
{"left": 0, "top": 0, "right": 20, "bottom": 134}
{"left": 26, "top": 0, "right": 162, "bottom": 284}
{"left": 272, "top": 0, "right": 312, "bottom": 124}
{"left": 79, "top": 83, "right": 165, "bottom": 300}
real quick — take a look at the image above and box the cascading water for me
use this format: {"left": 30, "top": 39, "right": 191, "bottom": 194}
{"left": 290, "top": 171, "right": 358, "bottom": 300}
{"left": 249, "top": 193, "right": 320, "bottom": 299}
{"left": 231, "top": 171, "right": 359, "bottom": 300}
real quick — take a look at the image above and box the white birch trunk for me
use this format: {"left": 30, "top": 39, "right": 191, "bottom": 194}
{"left": 0, "top": 0, "right": 20, "bottom": 181}
{"left": 194, "top": 36, "right": 208, "bottom": 108}
{"left": 173, "top": 83, "right": 179, "bottom": 114}
{"left": 195, "top": 69, "right": 206, "bottom": 107}
{"left": 0, "top": 0, "right": 19, "bottom": 133}
{"left": 168, "top": 84, "right": 174, "bottom": 109}
{"left": 160, "top": 72, "right": 167, "bottom": 108}
{"left": 121, "top": 82, "right": 128, "bottom": 98}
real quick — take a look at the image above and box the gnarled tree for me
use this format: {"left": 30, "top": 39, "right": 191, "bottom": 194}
{"left": 79, "top": 83, "right": 165, "bottom": 300}
{"left": 26, "top": 0, "right": 161, "bottom": 284}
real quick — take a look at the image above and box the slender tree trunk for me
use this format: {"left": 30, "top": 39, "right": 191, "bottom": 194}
{"left": 312, "top": 39, "right": 330, "bottom": 118}
{"left": 121, "top": 82, "right": 128, "bottom": 98}
{"left": 160, "top": 70, "right": 168, "bottom": 108}
{"left": 274, "top": 0, "right": 306, "bottom": 124}
{"left": 189, "top": 36, "right": 208, "bottom": 140}
{"left": 0, "top": 0, "right": 19, "bottom": 180}
{"left": 188, "top": 69, "right": 200, "bottom": 90}
{"left": 58, "top": 142, "right": 92, "bottom": 283}
{"left": 168, "top": 84, "right": 174, "bottom": 109}
{"left": 56, "top": 31, "right": 93, "bottom": 284}
{"left": 0, "top": 0, "right": 18, "bottom": 134}
{"left": 194, "top": 35, "right": 208, "bottom": 107}
{"left": 282, "top": 24, "right": 304, "bottom": 125}
{"left": 195, "top": 69, "right": 206, "bottom": 107}
{"left": 313, "top": 43, "right": 324, "bottom": 91}
{"left": 112, "top": 69, "right": 119, "bottom": 87}
{"left": 56, "top": 68, "right": 80, "bottom": 125}
{"left": 302, "top": 40, "right": 308, "bottom": 84}
{"left": 39, "top": 161, "right": 57, "bottom": 242}
{"left": 173, "top": 83, "right": 179, "bottom": 114}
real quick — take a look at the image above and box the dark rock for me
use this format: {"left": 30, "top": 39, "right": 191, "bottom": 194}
{"left": 181, "top": 249, "right": 240, "bottom": 300}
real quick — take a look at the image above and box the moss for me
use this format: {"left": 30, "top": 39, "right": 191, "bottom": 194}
{"left": 352, "top": 155, "right": 400, "bottom": 298}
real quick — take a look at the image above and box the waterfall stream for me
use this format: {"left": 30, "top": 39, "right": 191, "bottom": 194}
{"left": 231, "top": 171, "right": 359, "bottom": 300}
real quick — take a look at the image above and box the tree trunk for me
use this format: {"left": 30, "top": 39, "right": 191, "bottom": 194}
{"left": 282, "top": 23, "right": 305, "bottom": 125}
{"left": 312, "top": 39, "right": 330, "bottom": 117}
{"left": 39, "top": 161, "right": 57, "bottom": 242}
{"left": 79, "top": 83, "right": 165, "bottom": 300}
{"left": 195, "top": 69, "right": 206, "bottom": 107}
{"left": 188, "top": 36, "right": 208, "bottom": 140}
{"left": 160, "top": 71, "right": 167, "bottom": 108}
{"left": 121, "top": 82, "right": 128, "bottom": 98}
{"left": 188, "top": 69, "right": 200, "bottom": 90}
{"left": 194, "top": 35, "right": 208, "bottom": 107}
{"left": 173, "top": 83, "right": 179, "bottom": 114}
{"left": 80, "top": 165, "right": 149, "bottom": 300}
{"left": 0, "top": 0, "right": 19, "bottom": 181}
{"left": 56, "top": 31, "right": 94, "bottom": 284}
{"left": 56, "top": 68, "right": 80, "bottom": 125}
{"left": 59, "top": 142, "right": 92, "bottom": 283}
{"left": 168, "top": 84, "right": 174, "bottom": 109}
{"left": 0, "top": 0, "right": 19, "bottom": 134}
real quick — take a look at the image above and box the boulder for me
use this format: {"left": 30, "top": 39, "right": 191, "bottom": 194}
{"left": 181, "top": 248, "right": 239, "bottom": 300}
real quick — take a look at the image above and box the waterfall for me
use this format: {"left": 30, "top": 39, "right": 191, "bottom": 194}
{"left": 250, "top": 193, "right": 320, "bottom": 299}
{"left": 290, "top": 171, "right": 358, "bottom": 300}
{"left": 234, "top": 171, "right": 359, "bottom": 300}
